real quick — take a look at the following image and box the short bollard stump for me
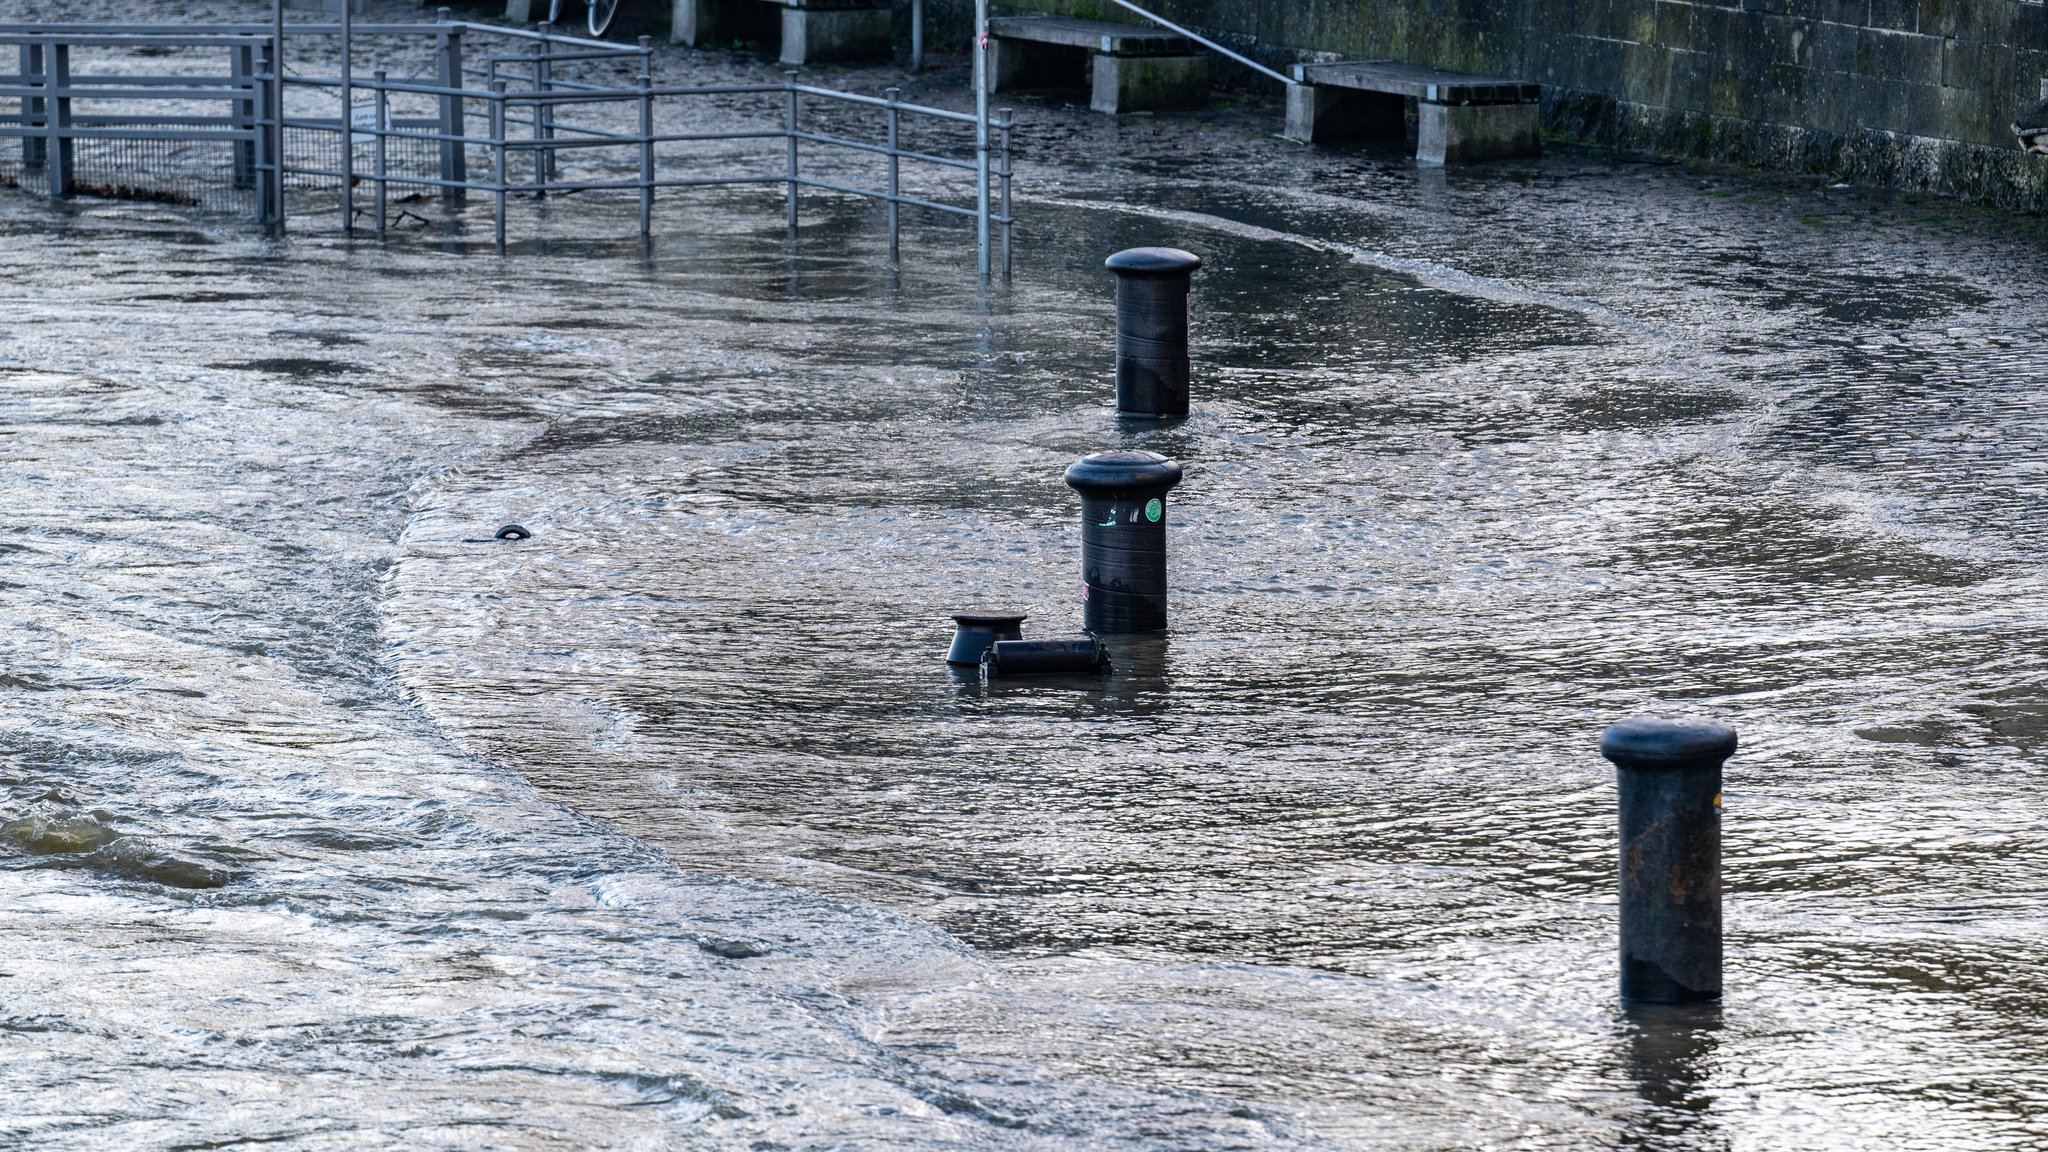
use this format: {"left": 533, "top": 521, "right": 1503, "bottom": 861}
{"left": 1105, "top": 246, "right": 1201, "bottom": 420}
{"left": 1064, "top": 450, "right": 1183, "bottom": 634}
{"left": 1600, "top": 716, "right": 1737, "bottom": 1004}
{"left": 947, "top": 611, "right": 1026, "bottom": 667}
{"left": 984, "top": 636, "right": 1110, "bottom": 676}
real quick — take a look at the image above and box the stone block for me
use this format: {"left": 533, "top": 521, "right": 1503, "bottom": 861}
{"left": 1090, "top": 53, "right": 1208, "bottom": 114}
{"left": 1416, "top": 100, "right": 1540, "bottom": 164}
{"left": 1284, "top": 82, "right": 1405, "bottom": 142}
{"left": 780, "top": 4, "right": 890, "bottom": 64}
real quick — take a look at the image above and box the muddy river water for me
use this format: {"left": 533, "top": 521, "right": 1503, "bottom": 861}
{"left": 1, "top": 6, "right": 2045, "bottom": 1148}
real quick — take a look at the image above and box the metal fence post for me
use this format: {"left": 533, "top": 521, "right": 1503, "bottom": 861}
{"left": 271, "top": 0, "right": 287, "bottom": 229}
{"left": 530, "top": 25, "right": 551, "bottom": 194}
{"left": 256, "top": 39, "right": 279, "bottom": 223}
{"left": 490, "top": 78, "right": 507, "bottom": 248}
{"left": 436, "top": 8, "right": 467, "bottom": 199}
{"left": 910, "top": 0, "right": 922, "bottom": 71}
{"left": 230, "top": 42, "right": 256, "bottom": 187}
{"left": 637, "top": 40, "right": 653, "bottom": 239}
{"left": 340, "top": 0, "right": 354, "bottom": 233}
{"left": 884, "top": 85, "right": 899, "bottom": 261}
{"left": 46, "top": 42, "right": 71, "bottom": 199}
{"left": 973, "top": 0, "right": 989, "bottom": 279}
{"left": 997, "top": 106, "right": 1012, "bottom": 279}
{"left": 373, "top": 70, "right": 388, "bottom": 241}
{"left": 20, "top": 43, "right": 47, "bottom": 170}
{"left": 783, "top": 70, "right": 798, "bottom": 236}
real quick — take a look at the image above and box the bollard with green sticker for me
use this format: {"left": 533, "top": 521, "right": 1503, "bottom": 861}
{"left": 1064, "top": 450, "right": 1184, "bottom": 633}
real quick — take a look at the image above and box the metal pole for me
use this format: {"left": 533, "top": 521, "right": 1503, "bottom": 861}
{"left": 256, "top": 39, "right": 278, "bottom": 223}
{"left": 997, "top": 106, "right": 1012, "bottom": 280}
{"left": 490, "top": 78, "right": 507, "bottom": 248}
{"left": 884, "top": 85, "right": 899, "bottom": 261}
{"left": 1600, "top": 716, "right": 1734, "bottom": 1005}
{"left": 436, "top": 8, "right": 467, "bottom": 199}
{"left": 373, "top": 70, "right": 388, "bottom": 241}
{"left": 46, "top": 42, "right": 71, "bottom": 199}
{"left": 783, "top": 69, "right": 798, "bottom": 236}
{"left": 531, "top": 25, "right": 551, "bottom": 194}
{"left": 637, "top": 38, "right": 653, "bottom": 240}
{"left": 973, "top": 0, "right": 989, "bottom": 280}
{"left": 232, "top": 42, "right": 256, "bottom": 187}
{"left": 340, "top": 0, "right": 354, "bottom": 234}
{"left": 910, "top": 0, "right": 922, "bottom": 71}
{"left": 20, "top": 43, "right": 46, "bottom": 170}
{"left": 272, "top": 0, "right": 286, "bottom": 227}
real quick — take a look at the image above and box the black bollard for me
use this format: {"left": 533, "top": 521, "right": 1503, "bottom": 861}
{"left": 1064, "top": 450, "right": 1184, "bottom": 634}
{"left": 1600, "top": 716, "right": 1737, "bottom": 1004}
{"left": 1105, "top": 247, "right": 1201, "bottom": 420}
{"left": 947, "top": 611, "right": 1026, "bottom": 667}
{"left": 984, "top": 636, "right": 1110, "bottom": 676}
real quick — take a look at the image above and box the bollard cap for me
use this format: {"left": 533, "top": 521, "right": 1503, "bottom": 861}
{"left": 950, "top": 611, "right": 1028, "bottom": 628}
{"left": 1599, "top": 716, "right": 1737, "bottom": 770}
{"left": 1064, "top": 450, "right": 1184, "bottom": 493}
{"left": 1105, "top": 247, "right": 1202, "bottom": 277}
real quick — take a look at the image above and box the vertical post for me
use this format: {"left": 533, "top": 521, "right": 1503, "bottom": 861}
{"left": 373, "top": 70, "right": 388, "bottom": 241}
{"left": 270, "top": 0, "right": 287, "bottom": 228}
{"left": 255, "top": 39, "right": 279, "bottom": 223}
{"left": 46, "top": 43, "right": 72, "bottom": 199}
{"left": 783, "top": 70, "right": 798, "bottom": 236}
{"left": 530, "top": 26, "right": 552, "bottom": 194}
{"left": 232, "top": 43, "right": 256, "bottom": 187}
{"left": 340, "top": 0, "right": 354, "bottom": 233}
{"left": 1600, "top": 717, "right": 1734, "bottom": 1005}
{"left": 20, "top": 43, "right": 47, "bottom": 170}
{"left": 1064, "top": 451, "right": 1184, "bottom": 634}
{"left": 910, "top": 0, "right": 922, "bottom": 71}
{"left": 637, "top": 38, "right": 653, "bottom": 240}
{"left": 884, "top": 86, "right": 899, "bottom": 261}
{"left": 997, "top": 106, "right": 1012, "bottom": 280}
{"left": 436, "top": 9, "right": 467, "bottom": 199}
{"left": 1106, "top": 246, "right": 1201, "bottom": 419}
{"left": 490, "top": 78, "right": 507, "bottom": 248}
{"left": 972, "top": 0, "right": 989, "bottom": 280}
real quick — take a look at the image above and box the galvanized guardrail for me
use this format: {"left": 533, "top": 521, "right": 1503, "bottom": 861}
{"left": 0, "top": 14, "right": 1015, "bottom": 276}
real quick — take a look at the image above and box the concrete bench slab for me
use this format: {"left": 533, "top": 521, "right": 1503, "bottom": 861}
{"left": 673, "top": 0, "right": 888, "bottom": 65}
{"left": 985, "top": 15, "right": 1207, "bottom": 115}
{"left": 986, "top": 15, "right": 1194, "bottom": 56}
{"left": 1285, "top": 59, "right": 1541, "bottom": 165}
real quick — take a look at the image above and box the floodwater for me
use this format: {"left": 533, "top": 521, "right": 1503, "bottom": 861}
{"left": 3, "top": 8, "right": 2047, "bottom": 1149}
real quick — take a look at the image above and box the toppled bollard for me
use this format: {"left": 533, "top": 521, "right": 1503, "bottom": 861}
{"left": 1105, "top": 247, "right": 1201, "bottom": 420}
{"left": 947, "top": 611, "right": 1027, "bottom": 667}
{"left": 495, "top": 523, "right": 531, "bottom": 541}
{"left": 985, "top": 636, "right": 1110, "bottom": 676}
{"left": 1600, "top": 716, "right": 1737, "bottom": 1004}
{"left": 1064, "top": 450, "right": 1184, "bottom": 634}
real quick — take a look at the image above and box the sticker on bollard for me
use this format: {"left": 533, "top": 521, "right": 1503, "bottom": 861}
{"left": 1064, "top": 450, "right": 1184, "bottom": 634}
{"left": 984, "top": 637, "right": 1110, "bottom": 676}
{"left": 1105, "top": 246, "right": 1201, "bottom": 420}
{"left": 947, "top": 611, "right": 1027, "bottom": 667}
{"left": 1600, "top": 716, "right": 1737, "bottom": 1005}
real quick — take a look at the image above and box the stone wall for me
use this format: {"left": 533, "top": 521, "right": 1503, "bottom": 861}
{"left": 966, "top": 0, "right": 2048, "bottom": 208}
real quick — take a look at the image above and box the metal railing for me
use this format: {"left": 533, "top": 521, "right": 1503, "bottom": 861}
{"left": 0, "top": 14, "right": 1015, "bottom": 276}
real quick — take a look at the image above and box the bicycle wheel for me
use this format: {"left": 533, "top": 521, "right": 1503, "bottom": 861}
{"left": 546, "top": 0, "right": 566, "bottom": 25}
{"left": 588, "top": 0, "right": 618, "bottom": 36}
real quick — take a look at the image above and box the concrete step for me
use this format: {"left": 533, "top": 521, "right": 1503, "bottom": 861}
{"left": 1293, "top": 60, "right": 1539, "bottom": 107}
{"left": 986, "top": 15, "right": 1194, "bottom": 57}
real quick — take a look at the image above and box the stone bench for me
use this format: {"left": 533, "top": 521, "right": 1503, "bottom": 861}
{"left": 1283, "top": 60, "right": 1541, "bottom": 165}
{"left": 672, "top": 0, "right": 889, "bottom": 65}
{"left": 985, "top": 16, "right": 1207, "bottom": 115}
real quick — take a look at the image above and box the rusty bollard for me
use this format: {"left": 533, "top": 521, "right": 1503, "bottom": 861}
{"left": 1600, "top": 716, "right": 1736, "bottom": 1004}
